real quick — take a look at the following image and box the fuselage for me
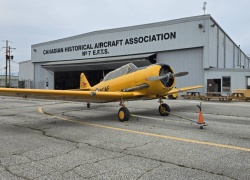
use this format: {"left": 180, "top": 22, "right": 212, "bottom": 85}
{"left": 91, "top": 63, "right": 176, "bottom": 98}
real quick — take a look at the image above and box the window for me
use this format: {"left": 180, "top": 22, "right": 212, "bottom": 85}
{"left": 127, "top": 63, "right": 137, "bottom": 73}
{"left": 103, "top": 63, "right": 138, "bottom": 81}
{"left": 103, "top": 72, "right": 114, "bottom": 81}
{"left": 222, "top": 77, "right": 231, "bottom": 92}
{"left": 247, "top": 77, "right": 250, "bottom": 89}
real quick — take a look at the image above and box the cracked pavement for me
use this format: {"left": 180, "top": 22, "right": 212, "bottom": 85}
{"left": 0, "top": 96, "right": 250, "bottom": 179}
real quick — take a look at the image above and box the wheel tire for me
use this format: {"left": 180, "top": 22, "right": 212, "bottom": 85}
{"left": 118, "top": 107, "right": 130, "bottom": 122}
{"left": 159, "top": 103, "right": 170, "bottom": 116}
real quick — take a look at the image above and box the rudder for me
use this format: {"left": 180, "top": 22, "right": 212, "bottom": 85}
{"left": 80, "top": 73, "right": 91, "bottom": 90}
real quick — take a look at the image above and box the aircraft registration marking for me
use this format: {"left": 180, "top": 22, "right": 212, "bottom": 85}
{"left": 98, "top": 86, "right": 110, "bottom": 92}
{"left": 38, "top": 107, "right": 250, "bottom": 152}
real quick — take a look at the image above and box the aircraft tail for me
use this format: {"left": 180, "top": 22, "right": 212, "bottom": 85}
{"left": 80, "top": 73, "right": 91, "bottom": 90}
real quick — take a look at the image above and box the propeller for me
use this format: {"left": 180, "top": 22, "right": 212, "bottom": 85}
{"left": 174, "top": 72, "right": 188, "bottom": 77}
{"left": 146, "top": 72, "right": 188, "bottom": 81}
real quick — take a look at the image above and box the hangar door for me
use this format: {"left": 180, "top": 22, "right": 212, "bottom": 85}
{"left": 42, "top": 53, "right": 155, "bottom": 89}
{"left": 157, "top": 48, "right": 203, "bottom": 93}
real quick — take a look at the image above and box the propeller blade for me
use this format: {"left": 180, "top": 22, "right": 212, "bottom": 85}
{"left": 146, "top": 72, "right": 188, "bottom": 81}
{"left": 174, "top": 72, "right": 188, "bottom": 77}
{"left": 146, "top": 75, "right": 168, "bottom": 81}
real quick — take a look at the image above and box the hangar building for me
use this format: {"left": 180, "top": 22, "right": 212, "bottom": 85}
{"left": 20, "top": 15, "right": 250, "bottom": 94}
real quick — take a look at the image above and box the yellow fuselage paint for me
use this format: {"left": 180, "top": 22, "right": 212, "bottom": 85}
{"left": 90, "top": 65, "right": 176, "bottom": 97}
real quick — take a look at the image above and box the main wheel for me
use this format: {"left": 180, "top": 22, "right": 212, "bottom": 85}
{"left": 118, "top": 107, "right": 130, "bottom": 122}
{"left": 159, "top": 103, "right": 170, "bottom": 116}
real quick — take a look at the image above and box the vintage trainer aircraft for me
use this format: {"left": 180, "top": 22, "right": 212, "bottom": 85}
{"left": 0, "top": 63, "right": 202, "bottom": 121}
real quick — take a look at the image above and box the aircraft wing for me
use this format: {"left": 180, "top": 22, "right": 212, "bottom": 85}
{"left": 166, "top": 85, "right": 203, "bottom": 95}
{"left": 0, "top": 88, "right": 145, "bottom": 103}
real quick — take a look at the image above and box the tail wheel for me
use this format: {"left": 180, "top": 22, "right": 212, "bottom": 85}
{"left": 159, "top": 103, "right": 170, "bottom": 116}
{"left": 118, "top": 107, "right": 130, "bottom": 122}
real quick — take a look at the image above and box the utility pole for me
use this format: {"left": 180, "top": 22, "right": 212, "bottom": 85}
{"left": 5, "top": 40, "right": 9, "bottom": 87}
{"left": 2, "top": 40, "right": 15, "bottom": 87}
{"left": 8, "top": 46, "right": 15, "bottom": 87}
{"left": 9, "top": 46, "right": 11, "bottom": 87}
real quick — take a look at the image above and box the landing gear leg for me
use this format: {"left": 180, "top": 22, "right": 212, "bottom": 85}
{"left": 118, "top": 100, "right": 130, "bottom": 122}
{"left": 87, "top": 103, "right": 90, "bottom": 108}
{"left": 158, "top": 97, "right": 170, "bottom": 116}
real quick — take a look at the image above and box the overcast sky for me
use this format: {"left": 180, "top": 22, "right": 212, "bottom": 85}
{"left": 0, "top": 0, "right": 250, "bottom": 75}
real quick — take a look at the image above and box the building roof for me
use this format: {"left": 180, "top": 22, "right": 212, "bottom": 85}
{"left": 32, "top": 15, "right": 213, "bottom": 47}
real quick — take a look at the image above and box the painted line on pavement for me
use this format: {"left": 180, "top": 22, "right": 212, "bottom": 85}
{"left": 38, "top": 107, "right": 250, "bottom": 152}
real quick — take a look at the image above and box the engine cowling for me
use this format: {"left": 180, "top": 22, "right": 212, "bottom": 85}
{"left": 158, "top": 64, "right": 175, "bottom": 88}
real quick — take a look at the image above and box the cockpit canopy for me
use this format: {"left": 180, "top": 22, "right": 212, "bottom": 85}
{"left": 103, "top": 63, "right": 137, "bottom": 81}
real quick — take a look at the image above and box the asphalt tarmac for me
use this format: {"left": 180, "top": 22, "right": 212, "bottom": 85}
{"left": 0, "top": 96, "right": 249, "bottom": 180}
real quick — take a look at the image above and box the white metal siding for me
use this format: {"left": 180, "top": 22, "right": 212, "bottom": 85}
{"left": 240, "top": 52, "right": 245, "bottom": 68}
{"left": 157, "top": 48, "right": 203, "bottom": 93}
{"left": 31, "top": 17, "right": 207, "bottom": 63}
{"left": 225, "top": 36, "right": 234, "bottom": 68}
{"left": 19, "top": 60, "right": 34, "bottom": 81}
{"left": 34, "top": 63, "right": 54, "bottom": 89}
{"left": 234, "top": 46, "right": 240, "bottom": 67}
{"left": 218, "top": 29, "right": 225, "bottom": 68}
{"left": 208, "top": 19, "right": 218, "bottom": 68}
{"left": 205, "top": 69, "right": 250, "bottom": 93}
{"left": 245, "top": 56, "right": 249, "bottom": 68}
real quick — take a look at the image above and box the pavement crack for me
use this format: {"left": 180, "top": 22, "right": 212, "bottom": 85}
{"left": 4, "top": 123, "right": 81, "bottom": 159}
{"left": 121, "top": 141, "right": 159, "bottom": 153}
{"left": 72, "top": 142, "right": 236, "bottom": 179}
{"left": 2, "top": 165, "right": 30, "bottom": 180}
{"left": 136, "top": 163, "right": 163, "bottom": 180}
{"left": 123, "top": 151, "right": 236, "bottom": 179}
{"left": 9, "top": 123, "right": 80, "bottom": 144}
{"left": 72, "top": 155, "right": 128, "bottom": 179}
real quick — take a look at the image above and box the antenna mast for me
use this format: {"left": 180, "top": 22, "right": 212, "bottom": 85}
{"left": 202, "top": 2, "right": 207, "bottom": 32}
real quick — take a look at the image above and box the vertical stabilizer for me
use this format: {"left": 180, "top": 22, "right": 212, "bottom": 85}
{"left": 80, "top": 73, "right": 91, "bottom": 90}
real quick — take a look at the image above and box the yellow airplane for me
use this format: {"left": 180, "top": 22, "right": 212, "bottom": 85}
{"left": 0, "top": 63, "right": 202, "bottom": 121}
